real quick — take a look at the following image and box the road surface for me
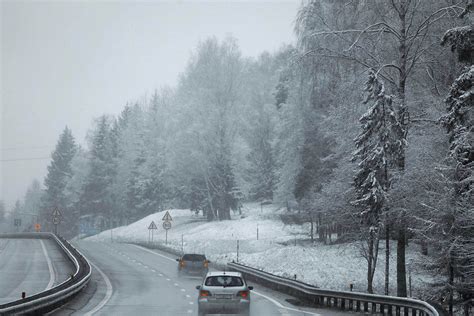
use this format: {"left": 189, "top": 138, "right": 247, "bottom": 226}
{"left": 58, "top": 241, "right": 351, "bottom": 316}
{"left": 0, "top": 238, "right": 74, "bottom": 304}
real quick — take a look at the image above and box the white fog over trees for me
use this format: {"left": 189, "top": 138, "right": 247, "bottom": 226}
{"left": 4, "top": 1, "right": 472, "bottom": 315}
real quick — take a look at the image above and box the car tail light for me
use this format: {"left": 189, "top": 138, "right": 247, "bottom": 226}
{"left": 237, "top": 290, "right": 249, "bottom": 299}
{"left": 203, "top": 260, "right": 209, "bottom": 268}
{"left": 199, "top": 290, "right": 210, "bottom": 297}
{"left": 179, "top": 260, "right": 185, "bottom": 268}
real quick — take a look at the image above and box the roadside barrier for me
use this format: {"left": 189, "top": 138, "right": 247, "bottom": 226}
{"left": 0, "top": 233, "right": 91, "bottom": 315}
{"left": 228, "top": 261, "right": 445, "bottom": 316}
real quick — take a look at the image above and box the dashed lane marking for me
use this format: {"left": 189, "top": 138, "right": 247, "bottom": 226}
{"left": 132, "top": 244, "right": 175, "bottom": 262}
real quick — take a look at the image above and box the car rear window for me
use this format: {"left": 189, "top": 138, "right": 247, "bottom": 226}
{"left": 182, "top": 254, "right": 206, "bottom": 261}
{"left": 205, "top": 276, "right": 243, "bottom": 287}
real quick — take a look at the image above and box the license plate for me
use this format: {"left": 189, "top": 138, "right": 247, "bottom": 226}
{"left": 215, "top": 294, "right": 232, "bottom": 299}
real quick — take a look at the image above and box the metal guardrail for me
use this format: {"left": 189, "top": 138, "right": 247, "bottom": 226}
{"left": 0, "top": 233, "right": 91, "bottom": 315}
{"left": 228, "top": 262, "right": 445, "bottom": 316}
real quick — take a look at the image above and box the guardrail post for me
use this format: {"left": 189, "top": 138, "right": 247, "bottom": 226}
{"left": 341, "top": 298, "right": 345, "bottom": 310}
{"left": 396, "top": 305, "right": 401, "bottom": 316}
{"left": 364, "top": 301, "right": 369, "bottom": 312}
{"left": 356, "top": 300, "right": 361, "bottom": 312}
{"left": 411, "top": 308, "right": 417, "bottom": 316}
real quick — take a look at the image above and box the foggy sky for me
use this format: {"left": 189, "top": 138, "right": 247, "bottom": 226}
{"left": 1, "top": 0, "right": 298, "bottom": 209}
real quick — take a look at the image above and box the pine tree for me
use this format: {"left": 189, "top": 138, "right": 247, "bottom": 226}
{"left": 41, "top": 127, "right": 77, "bottom": 233}
{"left": 435, "top": 7, "right": 473, "bottom": 314}
{"left": 0, "top": 200, "right": 5, "bottom": 223}
{"left": 352, "top": 70, "right": 405, "bottom": 293}
{"left": 80, "top": 116, "right": 115, "bottom": 230}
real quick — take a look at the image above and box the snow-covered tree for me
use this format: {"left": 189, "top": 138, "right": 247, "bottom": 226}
{"left": 41, "top": 127, "right": 77, "bottom": 233}
{"left": 352, "top": 70, "right": 406, "bottom": 293}
{"left": 22, "top": 179, "right": 43, "bottom": 226}
{"left": 434, "top": 7, "right": 473, "bottom": 314}
{"left": 80, "top": 116, "right": 116, "bottom": 230}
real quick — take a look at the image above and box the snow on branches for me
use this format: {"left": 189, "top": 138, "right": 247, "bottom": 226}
{"left": 441, "top": 65, "right": 473, "bottom": 197}
{"left": 352, "top": 70, "right": 406, "bottom": 226}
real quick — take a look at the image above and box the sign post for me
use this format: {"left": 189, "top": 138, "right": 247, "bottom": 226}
{"left": 162, "top": 211, "right": 173, "bottom": 244}
{"left": 14, "top": 218, "right": 21, "bottom": 232}
{"left": 148, "top": 221, "right": 158, "bottom": 243}
{"left": 51, "top": 208, "right": 62, "bottom": 235}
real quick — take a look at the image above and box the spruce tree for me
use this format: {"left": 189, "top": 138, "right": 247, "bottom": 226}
{"left": 80, "top": 116, "right": 115, "bottom": 230}
{"left": 352, "top": 70, "right": 405, "bottom": 293}
{"left": 41, "top": 127, "right": 77, "bottom": 233}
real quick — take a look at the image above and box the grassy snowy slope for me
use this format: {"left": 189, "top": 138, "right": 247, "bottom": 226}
{"left": 86, "top": 203, "right": 432, "bottom": 296}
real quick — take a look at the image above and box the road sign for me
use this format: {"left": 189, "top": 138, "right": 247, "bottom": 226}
{"left": 162, "top": 221, "right": 171, "bottom": 230}
{"left": 162, "top": 211, "right": 172, "bottom": 222}
{"left": 148, "top": 221, "right": 158, "bottom": 230}
{"left": 34, "top": 223, "right": 41, "bottom": 232}
{"left": 52, "top": 208, "right": 62, "bottom": 217}
{"left": 14, "top": 219, "right": 21, "bottom": 227}
{"left": 52, "top": 217, "right": 61, "bottom": 225}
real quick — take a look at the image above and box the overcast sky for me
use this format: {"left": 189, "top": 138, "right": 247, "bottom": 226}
{"left": 1, "top": 0, "right": 299, "bottom": 209}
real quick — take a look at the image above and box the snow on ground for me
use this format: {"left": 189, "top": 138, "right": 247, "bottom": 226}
{"left": 86, "top": 203, "right": 432, "bottom": 296}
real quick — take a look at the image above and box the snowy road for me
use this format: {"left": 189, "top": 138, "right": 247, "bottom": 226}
{"left": 58, "top": 241, "right": 350, "bottom": 316}
{"left": 0, "top": 238, "right": 74, "bottom": 304}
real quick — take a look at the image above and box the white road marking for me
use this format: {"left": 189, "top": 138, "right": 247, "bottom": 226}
{"left": 84, "top": 261, "right": 113, "bottom": 316}
{"left": 40, "top": 240, "right": 55, "bottom": 290}
{"left": 187, "top": 310, "right": 192, "bottom": 313}
{"left": 186, "top": 294, "right": 191, "bottom": 298}
{"left": 132, "top": 243, "right": 319, "bottom": 315}
{"left": 151, "top": 269, "right": 156, "bottom": 272}
{"left": 189, "top": 302, "right": 194, "bottom": 305}
{"left": 181, "top": 289, "right": 186, "bottom": 292}
{"left": 132, "top": 244, "right": 175, "bottom": 262}
{"left": 166, "top": 278, "right": 171, "bottom": 281}
{"left": 252, "top": 290, "right": 321, "bottom": 316}
{"left": 174, "top": 283, "right": 179, "bottom": 286}
{"left": 159, "top": 273, "right": 164, "bottom": 277}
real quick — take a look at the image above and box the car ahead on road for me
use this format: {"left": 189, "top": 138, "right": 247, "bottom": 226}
{"left": 196, "top": 271, "right": 253, "bottom": 316}
{"left": 176, "top": 253, "right": 209, "bottom": 276}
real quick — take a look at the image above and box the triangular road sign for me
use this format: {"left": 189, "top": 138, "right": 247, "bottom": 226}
{"left": 162, "top": 211, "right": 172, "bottom": 222}
{"left": 148, "top": 221, "right": 158, "bottom": 230}
{"left": 52, "top": 208, "right": 62, "bottom": 217}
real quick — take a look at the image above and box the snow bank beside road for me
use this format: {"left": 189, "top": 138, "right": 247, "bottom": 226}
{"left": 86, "top": 203, "right": 431, "bottom": 295}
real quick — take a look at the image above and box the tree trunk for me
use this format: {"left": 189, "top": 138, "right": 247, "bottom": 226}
{"left": 368, "top": 231, "right": 374, "bottom": 294}
{"left": 448, "top": 258, "right": 454, "bottom": 316}
{"left": 397, "top": 0, "right": 408, "bottom": 170}
{"left": 385, "top": 223, "right": 390, "bottom": 295}
{"left": 421, "top": 239, "right": 428, "bottom": 255}
{"left": 397, "top": 228, "right": 407, "bottom": 297}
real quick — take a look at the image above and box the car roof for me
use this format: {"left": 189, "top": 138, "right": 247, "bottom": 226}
{"left": 205, "top": 271, "right": 242, "bottom": 277}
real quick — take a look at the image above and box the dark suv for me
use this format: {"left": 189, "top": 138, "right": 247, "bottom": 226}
{"left": 176, "top": 253, "right": 209, "bottom": 276}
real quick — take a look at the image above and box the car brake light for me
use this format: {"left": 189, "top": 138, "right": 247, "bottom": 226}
{"left": 179, "top": 260, "right": 185, "bottom": 267}
{"left": 203, "top": 260, "right": 208, "bottom": 268}
{"left": 199, "top": 290, "right": 210, "bottom": 297}
{"left": 238, "top": 290, "right": 249, "bottom": 299}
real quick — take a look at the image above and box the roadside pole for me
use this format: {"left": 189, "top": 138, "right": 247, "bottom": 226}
{"left": 148, "top": 221, "right": 158, "bottom": 244}
{"left": 162, "top": 211, "right": 173, "bottom": 245}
